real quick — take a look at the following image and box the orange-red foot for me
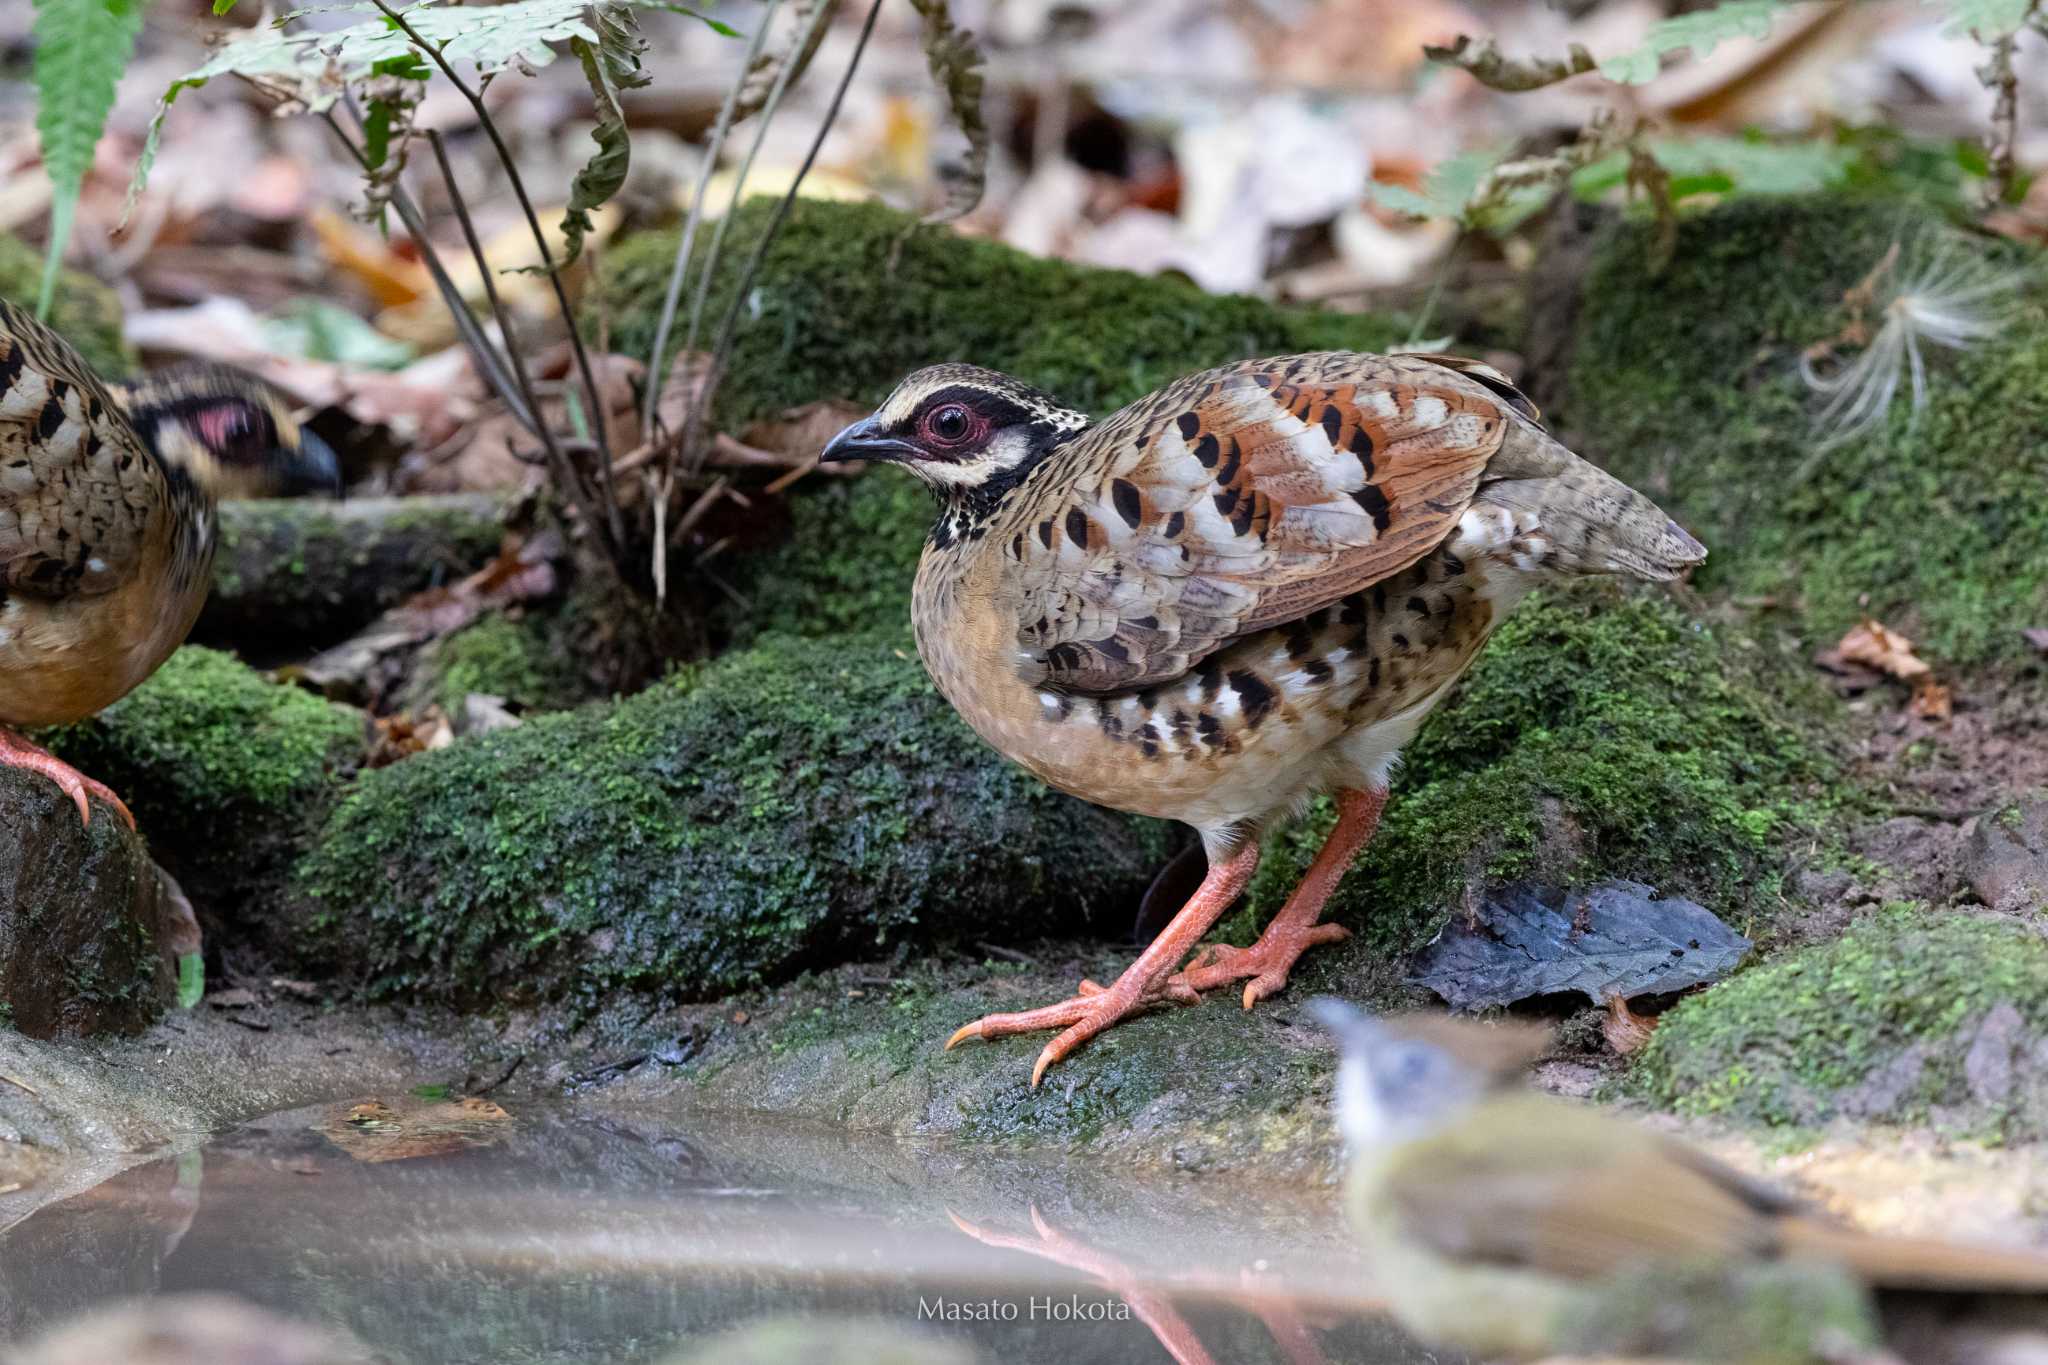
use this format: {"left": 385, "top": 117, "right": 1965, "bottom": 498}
{"left": 945, "top": 973, "right": 1198, "bottom": 1088}
{"left": 945, "top": 841, "right": 1264, "bottom": 1086}
{"left": 0, "top": 729, "right": 134, "bottom": 829}
{"left": 1174, "top": 921, "right": 1352, "bottom": 1009}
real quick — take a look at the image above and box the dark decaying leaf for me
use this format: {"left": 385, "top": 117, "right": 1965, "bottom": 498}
{"left": 1410, "top": 880, "right": 1751, "bottom": 1012}
{"left": 561, "top": 2, "right": 652, "bottom": 266}
{"left": 906, "top": 0, "right": 988, "bottom": 223}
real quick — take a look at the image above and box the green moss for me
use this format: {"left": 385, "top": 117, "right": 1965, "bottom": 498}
{"left": 1631, "top": 907, "right": 2048, "bottom": 1133}
{"left": 42, "top": 648, "right": 362, "bottom": 941}
{"left": 49, "top": 647, "right": 360, "bottom": 815}
{"left": 0, "top": 233, "right": 132, "bottom": 378}
{"left": 596, "top": 198, "right": 1405, "bottom": 432}
{"left": 721, "top": 474, "right": 929, "bottom": 644}
{"left": 1560, "top": 194, "right": 2048, "bottom": 666}
{"left": 298, "top": 633, "right": 1172, "bottom": 1007}
{"left": 423, "top": 612, "right": 590, "bottom": 714}
{"left": 1232, "top": 587, "right": 1830, "bottom": 953}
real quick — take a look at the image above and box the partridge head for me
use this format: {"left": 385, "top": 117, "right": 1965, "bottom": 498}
{"left": 825, "top": 351, "right": 1705, "bottom": 1085}
{"left": 0, "top": 299, "right": 339, "bottom": 827}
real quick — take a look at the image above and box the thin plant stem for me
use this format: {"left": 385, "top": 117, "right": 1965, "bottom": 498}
{"left": 669, "top": 0, "right": 836, "bottom": 484}
{"left": 370, "top": 0, "right": 623, "bottom": 548}
{"left": 317, "top": 108, "right": 538, "bottom": 439}
{"left": 641, "top": 0, "right": 785, "bottom": 443}
{"left": 426, "top": 128, "right": 582, "bottom": 504}
{"left": 1403, "top": 229, "right": 1462, "bottom": 349}
{"left": 678, "top": 0, "right": 884, "bottom": 490}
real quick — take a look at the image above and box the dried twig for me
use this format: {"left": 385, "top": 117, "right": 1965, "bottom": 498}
{"left": 1426, "top": 33, "right": 1597, "bottom": 92}
{"left": 1979, "top": 30, "right": 2022, "bottom": 209}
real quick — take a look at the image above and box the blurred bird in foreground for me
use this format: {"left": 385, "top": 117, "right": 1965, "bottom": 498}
{"left": 0, "top": 299, "right": 340, "bottom": 827}
{"left": 1310, "top": 1000, "right": 2048, "bottom": 1363}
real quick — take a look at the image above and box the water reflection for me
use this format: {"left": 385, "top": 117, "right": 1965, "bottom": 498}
{"left": 0, "top": 1103, "right": 1438, "bottom": 1365}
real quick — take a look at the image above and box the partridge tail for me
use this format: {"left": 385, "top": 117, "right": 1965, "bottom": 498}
{"left": 1473, "top": 423, "right": 1706, "bottom": 583}
{"left": 1781, "top": 1218, "right": 2048, "bottom": 1294}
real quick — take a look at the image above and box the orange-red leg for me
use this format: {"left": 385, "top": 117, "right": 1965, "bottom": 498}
{"left": 950, "top": 1207, "right": 1220, "bottom": 1365}
{"left": 945, "top": 841, "right": 1262, "bottom": 1086}
{"left": 0, "top": 728, "right": 134, "bottom": 830}
{"left": 1176, "top": 786, "right": 1386, "bottom": 1008}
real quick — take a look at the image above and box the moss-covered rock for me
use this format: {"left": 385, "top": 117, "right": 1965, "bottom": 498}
{"left": 296, "top": 633, "right": 1173, "bottom": 1007}
{"left": 44, "top": 648, "right": 364, "bottom": 939}
{"left": 720, "top": 474, "right": 929, "bottom": 645}
{"left": 198, "top": 494, "right": 510, "bottom": 653}
{"left": 1553, "top": 194, "right": 2048, "bottom": 666}
{"left": 409, "top": 609, "right": 594, "bottom": 716}
{"left": 0, "top": 233, "right": 132, "bottom": 378}
{"left": 1630, "top": 907, "right": 2048, "bottom": 1136}
{"left": 596, "top": 198, "right": 1406, "bottom": 432}
{"left": 0, "top": 768, "right": 171, "bottom": 1038}
{"left": 1231, "top": 586, "right": 1831, "bottom": 955}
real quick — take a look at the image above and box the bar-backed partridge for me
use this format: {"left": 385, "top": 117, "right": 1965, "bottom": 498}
{"left": 822, "top": 352, "right": 1704, "bottom": 1085}
{"left": 1, "top": 298, "right": 340, "bottom": 826}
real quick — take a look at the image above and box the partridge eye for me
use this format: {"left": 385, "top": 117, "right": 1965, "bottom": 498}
{"left": 925, "top": 404, "right": 971, "bottom": 444}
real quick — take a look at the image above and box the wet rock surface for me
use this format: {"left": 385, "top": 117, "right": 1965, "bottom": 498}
{"left": 1963, "top": 797, "right": 2048, "bottom": 914}
{"left": 0, "top": 768, "right": 171, "bottom": 1039}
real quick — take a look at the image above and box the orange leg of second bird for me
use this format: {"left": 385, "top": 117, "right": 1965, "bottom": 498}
{"left": 0, "top": 727, "right": 134, "bottom": 829}
{"left": 945, "top": 841, "right": 1263, "bottom": 1087}
{"left": 1174, "top": 785, "right": 1387, "bottom": 1009}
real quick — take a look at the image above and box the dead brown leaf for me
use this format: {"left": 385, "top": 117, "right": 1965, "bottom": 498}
{"left": 1601, "top": 995, "right": 1658, "bottom": 1057}
{"left": 1817, "top": 615, "right": 1950, "bottom": 720}
{"left": 366, "top": 708, "right": 456, "bottom": 767}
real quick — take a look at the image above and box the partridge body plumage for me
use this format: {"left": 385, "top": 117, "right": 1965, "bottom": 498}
{"left": 0, "top": 298, "right": 339, "bottom": 825}
{"left": 823, "top": 351, "right": 1704, "bottom": 1084}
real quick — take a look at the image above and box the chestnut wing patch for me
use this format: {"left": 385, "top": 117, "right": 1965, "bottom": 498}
{"left": 1013, "top": 354, "right": 1512, "bottom": 693}
{"left": 0, "top": 300, "right": 153, "bottom": 600}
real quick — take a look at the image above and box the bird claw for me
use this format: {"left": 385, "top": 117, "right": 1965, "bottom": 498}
{"left": 1173, "top": 922, "right": 1351, "bottom": 1008}
{"left": 944, "top": 975, "right": 1193, "bottom": 1087}
{"left": 0, "top": 731, "right": 135, "bottom": 830}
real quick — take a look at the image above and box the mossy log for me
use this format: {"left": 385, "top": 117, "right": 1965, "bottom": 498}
{"left": 197, "top": 494, "right": 511, "bottom": 653}
{"left": 294, "top": 634, "right": 1174, "bottom": 1007}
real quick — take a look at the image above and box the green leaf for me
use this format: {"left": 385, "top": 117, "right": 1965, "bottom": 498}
{"left": 176, "top": 952, "right": 205, "bottom": 1009}
{"left": 264, "top": 298, "right": 417, "bottom": 368}
{"left": 1940, "top": 0, "right": 2036, "bottom": 37}
{"left": 1652, "top": 135, "right": 1854, "bottom": 195}
{"left": 411, "top": 1083, "right": 451, "bottom": 1100}
{"left": 33, "top": 0, "right": 148, "bottom": 318}
{"left": 1369, "top": 147, "right": 1526, "bottom": 228}
{"left": 362, "top": 98, "right": 394, "bottom": 169}
{"left": 212, "top": 0, "right": 236, "bottom": 12}
{"left": 560, "top": 2, "right": 649, "bottom": 266}
{"left": 132, "top": 0, "right": 605, "bottom": 209}
{"left": 1597, "top": 0, "right": 1791, "bottom": 84}
{"left": 906, "top": 0, "right": 989, "bottom": 224}
{"left": 1368, "top": 180, "right": 1450, "bottom": 219}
